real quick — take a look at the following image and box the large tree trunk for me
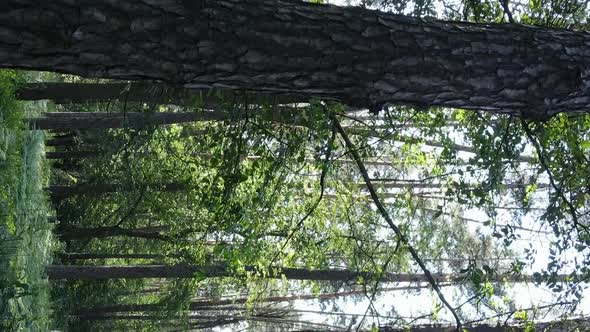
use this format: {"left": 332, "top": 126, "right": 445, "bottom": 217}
{"left": 16, "top": 82, "right": 306, "bottom": 106}
{"left": 2, "top": 1, "right": 589, "bottom": 117}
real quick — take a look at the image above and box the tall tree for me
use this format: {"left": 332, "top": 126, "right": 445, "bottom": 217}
{"left": 2, "top": 1, "right": 589, "bottom": 117}
{"left": 45, "top": 263, "right": 559, "bottom": 282}
{"left": 16, "top": 82, "right": 305, "bottom": 106}
{"left": 55, "top": 225, "right": 169, "bottom": 241}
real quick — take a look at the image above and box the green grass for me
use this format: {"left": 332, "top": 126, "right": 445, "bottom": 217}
{"left": 0, "top": 70, "right": 55, "bottom": 331}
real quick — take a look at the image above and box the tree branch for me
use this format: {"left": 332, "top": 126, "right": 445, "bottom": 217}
{"left": 332, "top": 115, "right": 463, "bottom": 331}
{"left": 521, "top": 118, "right": 590, "bottom": 235}
{"left": 499, "top": 0, "right": 515, "bottom": 23}
{"left": 269, "top": 121, "right": 337, "bottom": 265}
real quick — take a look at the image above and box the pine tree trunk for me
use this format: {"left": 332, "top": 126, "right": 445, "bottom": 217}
{"left": 30, "top": 108, "right": 309, "bottom": 130}
{"left": 29, "top": 111, "right": 226, "bottom": 130}
{"left": 47, "top": 182, "right": 187, "bottom": 200}
{"left": 77, "top": 284, "right": 432, "bottom": 316}
{"left": 16, "top": 82, "right": 306, "bottom": 106}
{"left": 55, "top": 225, "right": 169, "bottom": 241}
{"left": 45, "top": 135, "right": 79, "bottom": 147}
{"left": 59, "top": 253, "right": 170, "bottom": 260}
{"left": 45, "top": 264, "right": 560, "bottom": 282}
{"left": 46, "top": 150, "right": 100, "bottom": 159}
{"left": 45, "top": 264, "right": 459, "bottom": 281}
{"left": 2, "top": 1, "right": 590, "bottom": 116}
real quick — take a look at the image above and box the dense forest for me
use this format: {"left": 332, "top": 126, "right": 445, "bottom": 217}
{"left": 1, "top": 0, "right": 590, "bottom": 331}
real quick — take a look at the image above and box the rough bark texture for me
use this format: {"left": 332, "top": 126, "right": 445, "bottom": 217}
{"left": 16, "top": 82, "right": 307, "bottom": 106}
{"left": 2, "top": 1, "right": 590, "bottom": 116}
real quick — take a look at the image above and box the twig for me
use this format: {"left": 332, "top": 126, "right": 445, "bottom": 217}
{"left": 332, "top": 115, "right": 463, "bottom": 331}
{"left": 500, "top": 0, "right": 515, "bottom": 23}
{"left": 521, "top": 119, "right": 590, "bottom": 235}
{"left": 269, "top": 121, "right": 337, "bottom": 265}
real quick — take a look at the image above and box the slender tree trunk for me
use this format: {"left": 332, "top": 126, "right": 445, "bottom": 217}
{"left": 47, "top": 182, "right": 187, "bottom": 200}
{"left": 59, "top": 253, "right": 170, "bottom": 261}
{"left": 46, "top": 150, "right": 99, "bottom": 159}
{"left": 353, "top": 181, "right": 549, "bottom": 190}
{"left": 29, "top": 111, "right": 226, "bottom": 130}
{"left": 45, "top": 264, "right": 458, "bottom": 281}
{"left": 45, "top": 264, "right": 559, "bottom": 282}
{"left": 55, "top": 225, "right": 169, "bottom": 241}
{"left": 16, "top": 82, "right": 307, "bottom": 106}
{"left": 30, "top": 107, "right": 309, "bottom": 130}
{"left": 380, "top": 319, "right": 590, "bottom": 332}
{"left": 45, "top": 135, "right": 80, "bottom": 147}
{"left": 2, "top": 1, "right": 590, "bottom": 116}
{"left": 77, "top": 284, "right": 435, "bottom": 316}
{"left": 420, "top": 207, "right": 551, "bottom": 234}
{"left": 398, "top": 136, "right": 536, "bottom": 163}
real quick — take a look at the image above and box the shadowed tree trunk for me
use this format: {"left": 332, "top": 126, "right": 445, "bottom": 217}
{"left": 16, "top": 82, "right": 307, "bottom": 106}
{"left": 30, "top": 107, "right": 310, "bottom": 130}
{"left": 59, "top": 253, "right": 170, "bottom": 261}
{"left": 45, "top": 135, "right": 80, "bottom": 147}
{"left": 45, "top": 264, "right": 460, "bottom": 281}
{"left": 29, "top": 111, "right": 227, "bottom": 130}
{"left": 46, "top": 150, "right": 100, "bottom": 159}
{"left": 2, "top": 1, "right": 590, "bottom": 117}
{"left": 55, "top": 225, "right": 169, "bottom": 241}
{"left": 45, "top": 264, "right": 560, "bottom": 282}
{"left": 47, "top": 182, "right": 187, "bottom": 200}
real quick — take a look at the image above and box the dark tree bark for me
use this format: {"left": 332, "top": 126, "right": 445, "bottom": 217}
{"left": 30, "top": 107, "right": 309, "bottom": 130}
{"left": 45, "top": 136, "right": 79, "bottom": 147}
{"left": 55, "top": 225, "right": 169, "bottom": 241}
{"left": 29, "top": 111, "right": 226, "bottom": 130}
{"left": 47, "top": 182, "right": 187, "bottom": 200}
{"left": 59, "top": 253, "right": 169, "bottom": 260}
{"left": 16, "top": 82, "right": 307, "bottom": 106}
{"left": 46, "top": 150, "right": 99, "bottom": 159}
{"left": 2, "top": 1, "right": 590, "bottom": 117}
{"left": 46, "top": 264, "right": 461, "bottom": 281}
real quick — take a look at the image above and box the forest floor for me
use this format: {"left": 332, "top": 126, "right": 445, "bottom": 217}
{"left": 0, "top": 70, "right": 56, "bottom": 331}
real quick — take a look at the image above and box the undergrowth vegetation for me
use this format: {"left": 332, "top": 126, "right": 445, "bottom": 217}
{"left": 0, "top": 70, "right": 55, "bottom": 331}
